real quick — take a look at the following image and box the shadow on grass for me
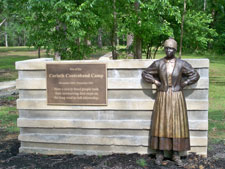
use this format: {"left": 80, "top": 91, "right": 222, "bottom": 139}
{"left": 0, "top": 55, "right": 39, "bottom": 70}
{"left": 0, "top": 47, "right": 37, "bottom": 53}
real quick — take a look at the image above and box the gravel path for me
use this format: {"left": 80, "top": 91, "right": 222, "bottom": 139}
{"left": 0, "top": 81, "right": 17, "bottom": 97}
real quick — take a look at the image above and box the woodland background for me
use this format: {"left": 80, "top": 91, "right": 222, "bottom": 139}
{"left": 0, "top": 0, "right": 224, "bottom": 60}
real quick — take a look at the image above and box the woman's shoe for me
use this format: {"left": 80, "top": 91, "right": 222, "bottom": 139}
{"left": 172, "top": 154, "right": 184, "bottom": 167}
{"left": 155, "top": 153, "right": 164, "bottom": 165}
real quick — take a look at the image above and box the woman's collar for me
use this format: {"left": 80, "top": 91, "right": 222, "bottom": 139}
{"left": 164, "top": 57, "right": 176, "bottom": 63}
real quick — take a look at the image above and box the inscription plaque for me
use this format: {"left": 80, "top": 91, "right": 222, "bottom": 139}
{"left": 46, "top": 63, "right": 107, "bottom": 105}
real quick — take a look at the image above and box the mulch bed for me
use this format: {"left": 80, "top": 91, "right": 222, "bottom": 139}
{"left": 0, "top": 135, "right": 224, "bottom": 169}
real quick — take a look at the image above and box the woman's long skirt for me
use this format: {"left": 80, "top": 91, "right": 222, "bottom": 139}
{"left": 150, "top": 87, "right": 190, "bottom": 151}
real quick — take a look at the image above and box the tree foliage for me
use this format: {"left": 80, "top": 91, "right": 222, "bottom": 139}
{"left": 1, "top": 0, "right": 224, "bottom": 59}
{"left": 13, "top": 0, "right": 101, "bottom": 59}
{"left": 209, "top": 0, "right": 225, "bottom": 54}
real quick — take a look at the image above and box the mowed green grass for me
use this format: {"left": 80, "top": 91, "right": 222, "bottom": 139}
{"left": 0, "top": 46, "right": 48, "bottom": 82}
{"left": 0, "top": 47, "right": 109, "bottom": 81}
{"left": 208, "top": 60, "right": 225, "bottom": 141}
{"left": 0, "top": 47, "right": 224, "bottom": 142}
{"left": 0, "top": 106, "right": 19, "bottom": 133}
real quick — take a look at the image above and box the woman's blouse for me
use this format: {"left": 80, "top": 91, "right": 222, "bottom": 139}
{"left": 165, "top": 58, "right": 175, "bottom": 87}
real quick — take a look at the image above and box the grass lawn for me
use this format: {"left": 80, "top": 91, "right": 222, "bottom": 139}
{"left": 0, "top": 46, "right": 49, "bottom": 82}
{"left": 0, "top": 46, "right": 224, "bottom": 142}
{"left": 0, "top": 106, "right": 19, "bottom": 133}
{"left": 0, "top": 46, "right": 110, "bottom": 82}
{"left": 208, "top": 60, "right": 225, "bottom": 142}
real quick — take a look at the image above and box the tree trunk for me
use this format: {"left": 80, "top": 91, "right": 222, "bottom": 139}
{"left": 179, "top": 0, "right": 186, "bottom": 58}
{"left": 12, "top": 32, "right": 15, "bottom": 46}
{"left": 85, "top": 37, "right": 91, "bottom": 46}
{"left": 112, "top": 33, "right": 117, "bottom": 59}
{"left": 134, "top": 1, "right": 142, "bottom": 59}
{"left": 112, "top": 0, "right": 117, "bottom": 60}
{"left": 134, "top": 36, "right": 142, "bottom": 59}
{"left": 4, "top": 21, "right": 8, "bottom": 47}
{"left": 123, "top": 35, "right": 126, "bottom": 45}
{"left": 55, "top": 51, "right": 61, "bottom": 61}
{"left": 146, "top": 44, "right": 151, "bottom": 59}
{"left": 75, "top": 38, "right": 81, "bottom": 56}
{"left": 126, "top": 34, "right": 133, "bottom": 49}
{"left": 98, "top": 28, "right": 103, "bottom": 48}
{"left": 38, "top": 47, "right": 41, "bottom": 58}
{"left": 0, "top": 18, "right": 6, "bottom": 27}
{"left": 18, "top": 36, "right": 22, "bottom": 46}
{"left": 23, "top": 31, "right": 26, "bottom": 46}
{"left": 204, "top": 0, "right": 207, "bottom": 11}
{"left": 55, "top": 16, "right": 67, "bottom": 59}
{"left": 153, "top": 45, "right": 160, "bottom": 59}
{"left": 126, "top": 34, "right": 134, "bottom": 58}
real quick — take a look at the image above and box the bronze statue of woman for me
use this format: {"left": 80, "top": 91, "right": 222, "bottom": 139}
{"left": 142, "top": 38, "right": 200, "bottom": 166}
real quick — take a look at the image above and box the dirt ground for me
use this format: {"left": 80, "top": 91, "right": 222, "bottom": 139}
{"left": 0, "top": 136, "right": 224, "bottom": 169}
{"left": 0, "top": 93, "right": 224, "bottom": 169}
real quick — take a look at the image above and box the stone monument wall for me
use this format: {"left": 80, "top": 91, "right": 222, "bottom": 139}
{"left": 16, "top": 58, "right": 209, "bottom": 156}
